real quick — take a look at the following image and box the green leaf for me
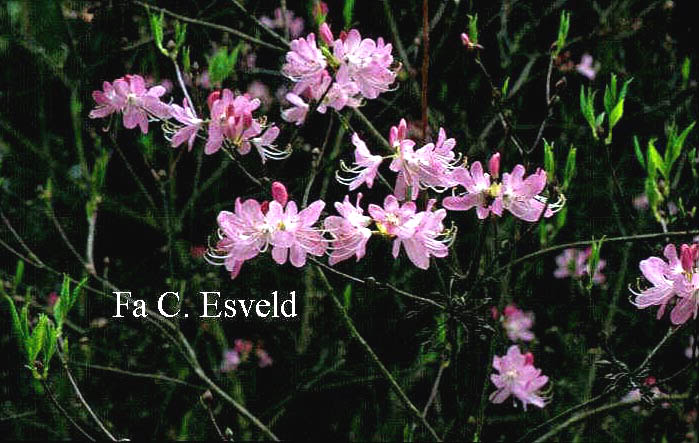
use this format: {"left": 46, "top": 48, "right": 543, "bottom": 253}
{"left": 14, "top": 259, "right": 24, "bottom": 289}
{"left": 53, "top": 275, "right": 87, "bottom": 333}
{"left": 681, "top": 57, "right": 690, "bottom": 88}
{"left": 562, "top": 146, "right": 577, "bottom": 191}
{"left": 42, "top": 320, "right": 58, "bottom": 377}
{"left": 501, "top": 76, "right": 510, "bottom": 97}
{"left": 207, "top": 45, "right": 242, "bottom": 85}
{"left": 148, "top": 10, "right": 167, "bottom": 56}
{"left": 633, "top": 136, "right": 645, "bottom": 169}
{"left": 544, "top": 140, "right": 555, "bottom": 181}
{"left": 467, "top": 14, "right": 479, "bottom": 46}
{"left": 343, "top": 0, "right": 356, "bottom": 29}
{"left": 586, "top": 237, "right": 605, "bottom": 290}
{"left": 27, "top": 314, "right": 48, "bottom": 363}
{"left": 342, "top": 284, "right": 352, "bottom": 310}
{"left": 556, "top": 206, "right": 568, "bottom": 229}
{"left": 609, "top": 98, "right": 624, "bottom": 130}
{"left": 3, "top": 294, "right": 27, "bottom": 357}
{"left": 603, "top": 74, "right": 615, "bottom": 116}
{"left": 647, "top": 138, "right": 665, "bottom": 179}
{"left": 554, "top": 11, "right": 570, "bottom": 57}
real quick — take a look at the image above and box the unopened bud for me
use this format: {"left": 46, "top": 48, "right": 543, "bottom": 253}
{"left": 319, "top": 23, "right": 334, "bottom": 47}
{"left": 488, "top": 152, "right": 501, "bottom": 179}
{"left": 207, "top": 90, "right": 221, "bottom": 111}
{"left": 271, "top": 182, "right": 288, "bottom": 207}
{"left": 201, "top": 389, "right": 214, "bottom": 405}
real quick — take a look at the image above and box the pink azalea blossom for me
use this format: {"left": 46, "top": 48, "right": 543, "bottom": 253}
{"left": 324, "top": 194, "right": 372, "bottom": 265}
{"left": 270, "top": 200, "right": 327, "bottom": 267}
{"left": 260, "top": 8, "right": 305, "bottom": 38}
{"left": 333, "top": 29, "right": 396, "bottom": 100}
{"left": 502, "top": 304, "right": 536, "bottom": 342}
{"left": 220, "top": 349, "right": 241, "bottom": 373}
{"left": 631, "top": 244, "right": 691, "bottom": 322}
{"left": 169, "top": 99, "right": 203, "bottom": 151}
{"left": 553, "top": 248, "right": 606, "bottom": 285}
{"left": 368, "top": 194, "right": 417, "bottom": 238}
{"left": 576, "top": 54, "right": 598, "bottom": 80}
{"left": 444, "top": 154, "right": 558, "bottom": 222}
{"left": 281, "top": 93, "right": 309, "bottom": 125}
{"left": 490, "top": 345, "right": 549, "bottom": 410}
{"left": 393, "top": 200, "right": 450, "bottom": 270}
{"left": 204, "top": 89, "right": 282, "bottom": 161}
{"left": 282, "top": 33, "right": 327, "bottom": 82}
{"left": 501, "top": 165, "right": 554, "bottom": 222}
{"left": 443, "top": 155, "right": 503, "bottom": 219}
{"left": 89, "top": 74, "right": 171, "bottom": 133}
{"left": 337, "top": 133, "right": 383, "bottom": 191}
{"left": 256, "top": 348, "right": 274, "bottom": 368}
{"left": 388, "top": 120, "right": 460, "bottom": 200}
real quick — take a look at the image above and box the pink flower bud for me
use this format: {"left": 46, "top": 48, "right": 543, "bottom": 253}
{"left": 271, "top": 181, "right": 288, "bottom": 207}
{"left": 490, "top": 306, "right": 499, "bottom": 320}
{"left": 644, "top": 376, "right": 657, "bottom": 386}
{"left": 260, "top": 200, "right": 270, "bottom": 214}
{"left": 47, "top": 292, "right": 59, "bottom": 307}
{"left": 319, "top": 22, "right": 334, "bottom": 46}
{"left": 524, "top": 352, "right": 535, "bottom": 366}
{"left": 460, "top": 33, "right": 472, "bottom": 47}
{"left": 488, "top": 152, "right": 501, "bottom": 179}
{"left": 503, "top": 304, "right": 517, "bottom": 317}
{"left": 339, "top": 30, "right": 348, "bottom": 42}
{"left": 313, "top": 1, "right": 329, "bottom": 20}
{"left": 207, "top": 90, "right": 221, "bottom": 110}
{"left": 680, "top": 244, "right": 697, "bottom": 273}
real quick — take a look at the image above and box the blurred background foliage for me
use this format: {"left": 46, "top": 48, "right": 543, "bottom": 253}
{"left": 0, "top": 0, "right": 697, "bottom": 441}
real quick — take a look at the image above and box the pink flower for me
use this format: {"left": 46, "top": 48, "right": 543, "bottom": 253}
{"left": 260, "top": 8, "right": 305, "bottom": 38}
{"left": 247, "top": 81, "right": 272, "bottom": 111}
{"left": 270, "top": 199, "right": 327, "bottom": 267}
{"left": 337, "top": 133, "right": 383, "bottom": 191}
{"left": 460, "top": 32, "right": 484, "bottom": 50}
{"left": 501, "top": 165, "right": 553, "bottom": 222}
{"left": 281, "top": 93, "right": 309, "bottom": 125}
{"left": 368, "top": 194, "right": 418, "bottom": 238}
{"left": 553, "top": 248, "right": 606, "bottom": 284}
{"left": 282, "top": 33, "right": 326, "bottom": 82}
{"left": 394, "top": 201, "right": 450, "bottom": 270}
{"left": 234, "top": 339, "right": 253, "bottom": 356}
{"left": 443, "top": 155, "right": 503, "bottom": 219}
{"left": 256, "top": 348, "right": 273, "bottom": 368}
{"left": 205, "top": 89, "right": 281, "bottom": 161}
{"left": 319, "top": 23, "right": 334, "bottom": 47}
{"left": 169, "top": 99, "right": 203, "bottom": 151}
{"left": 389, "top": 120, "right": 460, "bottom": 200}
{"left": 631, "top": 244, "right": 688, "bottom": 321}
{"left": 576, "top": 54, "right": 598, "bottom": 80}
{"left": 211, "top": 198, "right": 287, "bottom": 279}
{"left": 89, "top": 74, "right": 172, "bottom": 133}
{"left": 333, "top": 29, "right": 396, "bottom": 100}
{"left": 220, "top": 349, "right": 241, "bottom": 373}
{"left": 324, "top": 194, "right": 372, "bottom": 265}
{"left": 502, "top": 304, "right": 535, "bottom": 342}
{"left": 490, "top": 345, "right": 549, "bottom": 410}
{"left": 89, "top": 80, "right": 125, "bottom": 119}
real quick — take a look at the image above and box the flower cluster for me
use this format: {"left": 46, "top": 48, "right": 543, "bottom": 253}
{"left": 490, "top": 345, "right": 549, "bottom": 410}
{"left": 553, "top": 247, "right": 606, "bottom": 285}
{"left": 207, "top": 182, "right": 326, "bottom": 279}
{"left": 207, "top": 182, "right": 454, "bottom": 279}
{"left": 89, "top": 75, "right": 286, "bottom": 163}
{"left": 281, "top": 24, "right": 397, "bottom": 125}
{"left": 632, "top": 243, "right": 699, "bottom": 325}
{"left": 443, "top": 152, "right": 559, "bottom": 222}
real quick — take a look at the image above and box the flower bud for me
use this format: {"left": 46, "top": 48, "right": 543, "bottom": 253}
{"left": 680, "top": 244, "right": 697, "bottom": 273}
{"left": 319, "top": 23, "right": 334, "bottom": 47}
{"left": 524, "top": 352, "right": 535, "bottom": 366}
{"left": 271, "top": 182, "right": 288, "bottom": 207}
{"left": 488, "top": 152, "right": 501, "bottom": 179}
{"left": 206, "top": 90, "right": 221, "bottom": 111}
{"left": 260, "top": 200, "right": 270, "bottom": 215}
